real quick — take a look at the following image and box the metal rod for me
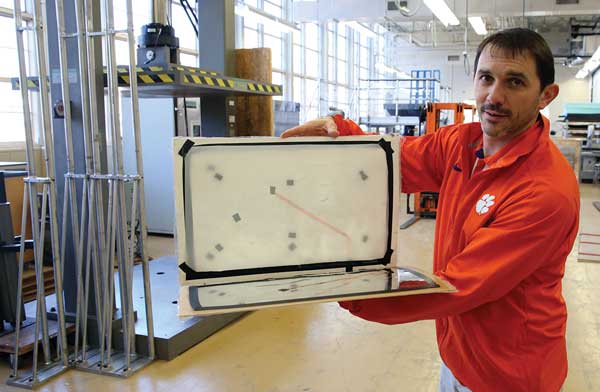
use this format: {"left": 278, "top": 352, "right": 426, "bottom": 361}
{"left": 83, "top": 0, "right": 110, "bottom": 366}
{"left": 33, "top": 0, "right": 69, "bottom": 366}
{"left": 10, "top": 186, "right": 29, "bottom": 378}
{"left": 103, "top": 0, "right": 134, "bottom": 370}
{"left": 59, "top": 181, "right": 68, "bottom": 279}
{"left": 125, "top": 0, "right": 155, "bottom": 359}
{"left": 31, "top": 183, "right": 49, "bottom": 379}
{"left": 74, "top": 180, "right": 88, "bottom": 361}
{"left": 128, "top": 180, "right": 139, "bottom": 356}
{"left": 114, "top": 196, "right": 131, "bottom": 367}
{"left": 55, "top": 0, "right": 87, "bottom": 364}
{"left": 104, "top": 180, "right": 117, "bottom": 365}
{"left": 151, "top": 0, "right": 169, "bottom": 25}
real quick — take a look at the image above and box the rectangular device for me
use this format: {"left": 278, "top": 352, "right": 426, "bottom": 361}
{"left": 173, "top": 136, "right": 454, "bottom": 315}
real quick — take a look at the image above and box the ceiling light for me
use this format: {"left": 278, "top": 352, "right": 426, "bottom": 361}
{"left": 468, "top": 16, "right": 487, "bottom": 35}
{"left": 235, "top": 3, "right": 299, "bottom": 33}
{"left": 423, "top": 0, "right": 460, "bottom": 27}
{"left": 576, "top": 45, "right": 600, "bottom": 79}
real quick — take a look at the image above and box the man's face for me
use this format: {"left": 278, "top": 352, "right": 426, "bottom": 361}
{"left": 474, "top": 46, "right": 556, "bottom": 139}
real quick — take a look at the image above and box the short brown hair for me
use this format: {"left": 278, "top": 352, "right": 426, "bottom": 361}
{"left": 474, "top": 28, "right": 555, "bottom": 90}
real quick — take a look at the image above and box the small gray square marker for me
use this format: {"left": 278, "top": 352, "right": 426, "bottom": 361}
{"left": 214, "top": 173, "right": 223, "bottom": 181}
{"left": 215, "top": 243, "right": 224, "bottom": 252}
{"left": 288, "top": 232, "right": 296, "bottom": 239}
{"left": 359, "top": 170, "right": 368, "bottom": 181}
{"left": 232, "top": 213, "right": 241, "bottom": 222}
{"left": 207, "top": 164, "right": 215, "bottom": 171}
{"left": 286, "top": 179, "right": 294, "bottom": 186}
{"left": 362, "top": 235, "right": 369, "bottom": 243}
{"left": 206, "top": 252, "right": 215, "bottom": 260}
{"left": 270, "top": 186, "right": 276, "bottom": 195}
{"left": 288, "top": 243, "right": 297, "bottom": 251}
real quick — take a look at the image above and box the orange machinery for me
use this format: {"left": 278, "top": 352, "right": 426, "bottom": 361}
{"left": 400, "top": 102, "right": 476, "bottom": 229}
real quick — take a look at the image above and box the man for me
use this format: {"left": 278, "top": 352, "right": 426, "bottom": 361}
{"left": 281, "top": 28, "right": 580, "bottom": 392}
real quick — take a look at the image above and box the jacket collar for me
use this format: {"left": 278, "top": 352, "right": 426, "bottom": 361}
{"left": 463, "top": 114, "right": 548, "bottom": 170}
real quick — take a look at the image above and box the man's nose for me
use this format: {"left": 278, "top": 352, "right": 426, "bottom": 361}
{"left": 486, "top": 82, "right": 506, "bottom": 106}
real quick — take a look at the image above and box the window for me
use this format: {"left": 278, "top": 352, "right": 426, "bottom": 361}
{"left": 0, "top": 14, "right": 27, "bottom": 142}
{"left": 338, "top": 60, "right": 347, "bottom": 84}
{"left": 263, "top": 1, "right": 282, "bottom": 18}
{"left": 293, "top": 76, "right": 303, "bottom": 105}
{"left": 305, "top": 49, "right": 319, "bottom": 78}
{"left": 263, "top": 33, "right": 282, "bottom": 70}
{"left": 244, "top": 28, "right": 259, "bottom": 48}
{"left": 0, "top": 83, "right": 26, "bottom": 143}
{"left": 272, "top": 71, "right": 283, "bottom": 86}
{"left": 293, "top": 44, "right": 302, "bottom": 74}
{"left": 236, "top": 4, "right": 379, "bottom": 122}
{"left": 305, "top": 23, "right": 319, "bottom": 50}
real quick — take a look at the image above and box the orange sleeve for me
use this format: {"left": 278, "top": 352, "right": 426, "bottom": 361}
{"left": 331, "top": 114, "right": 367, "bottom": 136}
{"left": 400, "top": 126, "right": 456, "bottom": 193}
{"left": 339, "top": 188, "right": 578, "bottom": 324}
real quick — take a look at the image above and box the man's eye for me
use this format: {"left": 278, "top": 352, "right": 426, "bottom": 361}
{"left": 479, "top": 75, "right": 492, "bottom": 82}
{"left": 510, "top": 78, "right": 524, "bottom": 86}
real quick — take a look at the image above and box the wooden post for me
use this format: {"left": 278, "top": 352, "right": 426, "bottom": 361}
{"left": 235, "top": 48, "right": 274, "bottom": 136}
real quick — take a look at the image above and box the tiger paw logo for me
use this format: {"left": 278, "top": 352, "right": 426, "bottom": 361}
{"left": 476, "top": 194, "right": 495, "bottom": 215}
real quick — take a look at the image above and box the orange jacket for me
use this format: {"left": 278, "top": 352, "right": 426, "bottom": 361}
{"left": 332, "top": 114, "right": 580, "bottom": 392}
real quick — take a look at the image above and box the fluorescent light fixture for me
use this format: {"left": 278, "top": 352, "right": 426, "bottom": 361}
{"left": 340, "top": 21, "right": 378, "bottom": 39}
{"left": 423, "top": 0, "right": 460, "bottom": 27}
{"left": 468, "top": 16, "right": 487, "bottom": 35}
{"left": 576, "top": 45, "right": 600, "bottom": 79}
{"left": 235, "top": 3, "right": 299, "bottom": 33}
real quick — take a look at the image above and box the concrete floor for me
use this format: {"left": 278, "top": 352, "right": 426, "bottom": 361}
{"left": 0, "top": 184, "right": 598, "bottom": 392}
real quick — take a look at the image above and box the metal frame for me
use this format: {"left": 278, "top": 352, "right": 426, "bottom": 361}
{"left": 8, "top": 0, "right": 155, "bottom": 388}
{"left": 71, "top": 0, "right": 155, "bottom": 376}
{"left": 8, "top": 0, "right": 69, "bottom": 388}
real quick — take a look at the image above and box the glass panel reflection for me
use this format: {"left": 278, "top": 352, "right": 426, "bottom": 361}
{"left": 188, "top": 267, "right": 438, "bottom": 311}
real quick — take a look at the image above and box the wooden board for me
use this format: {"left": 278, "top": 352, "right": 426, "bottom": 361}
{"left": 21, "top": 267, "right": 55, "bottom": 303}
{"left": 0, "top": 320, "right": 74, "bottom": 355}
{"left": 235, "top": 48, "right": 274, "bottom": 136}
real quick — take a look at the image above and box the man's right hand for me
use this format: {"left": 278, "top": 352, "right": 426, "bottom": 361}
{"left": 280, "top": 117, "right": 339, "bottom": 138}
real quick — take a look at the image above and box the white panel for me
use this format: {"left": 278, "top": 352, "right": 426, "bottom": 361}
{"left": 173, "top": 135, "right": 455, "bottom": 316}
{"left": 175, "top": 136, "right": 396, "bottom": 272}
{"left": 185, "top": 143, "right": 389, "bottom": 271}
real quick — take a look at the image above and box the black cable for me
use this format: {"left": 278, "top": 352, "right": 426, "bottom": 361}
{"left": 183, "top": 97, "right": 190, "bottom": 136}
{"left": 179, "top": 1, "right": 199, "bottom": 36}
{"left": 181, "top": 0, "right": 198, "bottom": 24}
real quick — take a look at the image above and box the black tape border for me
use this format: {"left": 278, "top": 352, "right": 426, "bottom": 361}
{"left": 179, "top": 138, "right": 395, "bottom": 281}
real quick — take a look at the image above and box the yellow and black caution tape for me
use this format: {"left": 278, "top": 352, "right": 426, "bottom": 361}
{"left": 106, "top": 66, "right": 176, "bottom": 86}
{"left": 101, "top": 65, "right": 282, "bottom": 95}
{"left": 12, "top": 65, "right": 282, "bottom": 96}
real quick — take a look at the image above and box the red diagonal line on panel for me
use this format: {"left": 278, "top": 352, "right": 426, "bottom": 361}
{"left": 274, "top": 193, "right": 351, "bottom": 241}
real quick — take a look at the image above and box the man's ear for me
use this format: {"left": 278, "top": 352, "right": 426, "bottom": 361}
{"left": 538, "top": 83, "right": 559, "bottom": 110}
